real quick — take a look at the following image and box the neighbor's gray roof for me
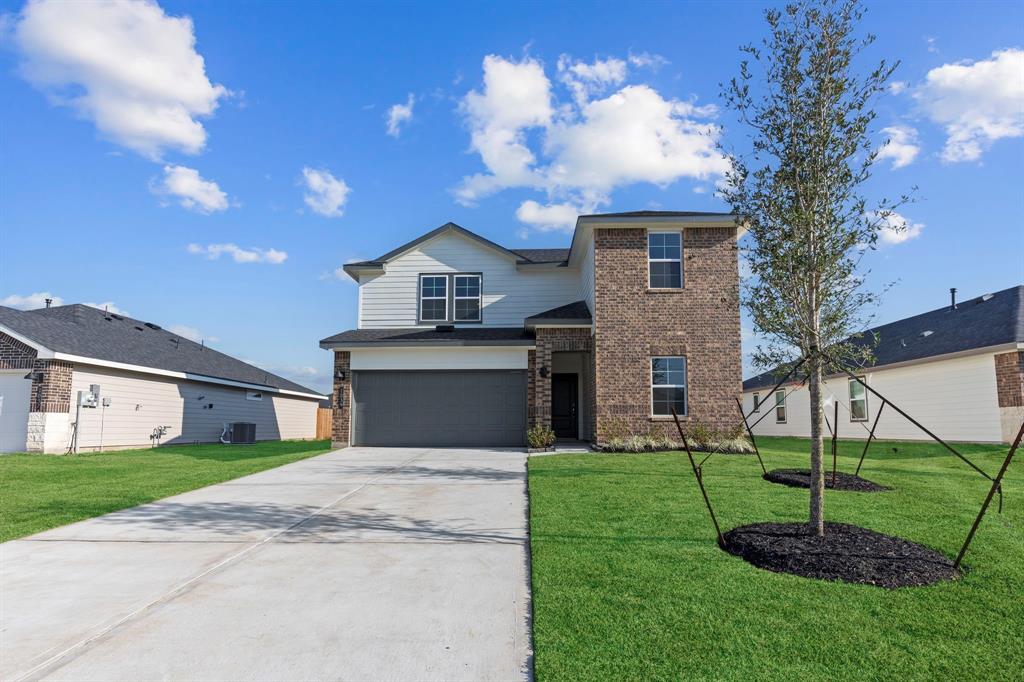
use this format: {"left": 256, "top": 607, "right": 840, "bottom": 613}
{"left": 320, "top": 327, "right": 534, "bottom": 348}
{"left": 743, "top": 285, "right": 1024, "bottom": 391}
{"left": 525, "top": 300, "right": 592, "bottom": 325}
{"left": 0, "top": 304, "right": 322, "bottom": 396}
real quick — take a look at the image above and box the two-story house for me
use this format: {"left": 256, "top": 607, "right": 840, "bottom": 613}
{"left": 319, "top": 211, "right": 743, "bottom": 448}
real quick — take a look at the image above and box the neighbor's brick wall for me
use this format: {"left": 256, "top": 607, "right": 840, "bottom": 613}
{"left": 331, "top": 351, "right": 351, "bottom": 447}
{"left": 31, "top": 359, "right": 73, "bottom": 413}
{"left": 0, "top": 332, "right": 37, "bottom": 369}
{"left": 994, "top": 351, "right": 1024, "bottom": 408}
{"left": 530, "top": 328, "right": 593, "bottom": 432}
{"left": 592, "top": 227, "right": 742, "bottom": 440}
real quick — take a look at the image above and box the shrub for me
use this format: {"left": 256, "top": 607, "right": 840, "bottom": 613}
{"left": 599, "top": 434, "right": 677, "bottom": 453}
{"left": 527, "top": 424, "right": 556, "bottom": 449}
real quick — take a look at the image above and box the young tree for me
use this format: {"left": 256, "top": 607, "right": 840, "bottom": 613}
{"left": 719, "top": 0, "right": 908, "bottom": 536}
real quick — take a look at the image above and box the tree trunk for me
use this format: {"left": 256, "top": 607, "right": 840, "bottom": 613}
{"left": 807, "top": 350, "right": 826, "bottom": 536}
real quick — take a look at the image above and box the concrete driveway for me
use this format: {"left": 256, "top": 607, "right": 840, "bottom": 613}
{"left": 1, "top": 447, "right": 532, "bottom": 681}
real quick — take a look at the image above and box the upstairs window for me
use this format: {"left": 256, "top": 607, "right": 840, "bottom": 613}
{"left": 752, "top": 392, "right": 760, "bottom": 412}
{"left": 774, "top": 390, "right": 787, "bottom": 423}
{"left": 849, "top": 376, "right": 868, "bottom": 421}
{"left": 648, "top": 231, "right": 683, "bottom": 289}
{"left": 454, "top": 275, "right": 481, "bottom": 322}
{"left": 651, "top": 356, "right": 687, "bottom": 416}
{"left": 419, "top": 275, "right": 448, "bottom": 322}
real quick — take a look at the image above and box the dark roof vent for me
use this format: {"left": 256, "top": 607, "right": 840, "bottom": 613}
{"left": 134, "top": 325, "right": 144, "bottom": 331}
{"left": 144, "top": 322, "right": 161, "bottom": 330}
{"left": 111, "top": 314, "right": 123, "bottom": 320}
{"left": 435, "top": 324, "right": 455, "bottom": 333}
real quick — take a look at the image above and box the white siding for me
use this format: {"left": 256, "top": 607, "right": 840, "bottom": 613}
{"left": 350, "top": 347, "right": 529, "bottom": 370}
{"left": 359, "top": 232, "right": 582, "bottom": 328}
{"left": 70, "top": 365, "right": 319, "bottom": 451}
{"left": 579, "top": 236, "right": 595, "bottom": 314}
{"left": 742, "top": 352, "right": 1004, "bottom": 443}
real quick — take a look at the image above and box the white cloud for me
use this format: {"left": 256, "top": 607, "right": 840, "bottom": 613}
{"left": 914, "top": 48, "right": 1024, "bottom": 162}
{"left": 301, "top": 167, "right": 350, "bottom": 218}
{"left": 186, "top": 243, "right": 288, "bottom": 264}
{"left": 515, "top": 200, "right": 582, "bottom": 232}
{"left": 386, "top": 94, "right": 415, "bottom": 137}
{"left": 13, "top": 0, "right": 228, "bottom": 159}
{"left": 1, "top": 291, "right": 64, "bottom": 309}
{"left": 83, "top": 301, "right": 130, "bottom": 316}
{"left": 888, "top": 81, "right": 907, "bottom": 95}
{"left": 151, "top": 165, "right": 228, "bottom": 213}
{"left": 455, "top": 54, "right": 727, "bottom": 232}
{"left": 876, "top": 211, "right": 924, "bottom": 245}
{"left": 876, "top": 125, "right": 921, "bottom": 169}
{"left": 167, "top": 324, "right": 218, "bottom": 343}
{"left": 628, "top": 52, "right": 669, "bottom": 70}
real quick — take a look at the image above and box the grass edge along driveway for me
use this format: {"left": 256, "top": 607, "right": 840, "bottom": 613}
{"left": 0, "top": 439, "right": 332, "bottom": 542}
{"left": 527, "top": 436, "right": 1022, "bottom": 681}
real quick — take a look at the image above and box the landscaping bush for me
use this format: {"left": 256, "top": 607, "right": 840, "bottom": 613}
{"left": 527, "top": 424, "right": 556, "bottom": 449}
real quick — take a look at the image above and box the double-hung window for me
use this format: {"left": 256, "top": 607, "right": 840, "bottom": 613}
{"left": 419, "top": 275, "right": 448, "bottom": 322}
{"left": 648, "top": 231, "right": 683, "bottom": 289}
{"left": 454, "top": 275, "right": 481, "bottom": 322}
{"left": 774, "top": 390, "right": 787, "bottom": 423}
{"left": 651, "top": 356, "right": 687, "bottom": 416}
{"left": 849, "top": 376, "right": 868, "bottom": 421}
{"left": 752, "top": 392, "right": 761, "bottom": 412}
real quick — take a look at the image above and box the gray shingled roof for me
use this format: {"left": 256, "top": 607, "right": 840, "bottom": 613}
{"left": 320, "top": 327, "right": 534, "bottom": 348}
{"left": 525, "top": 300, "right": 592, "bottom": 324}
{"left": 743, "top": 285, "right": 1024, "bottom": 390}
{"left": 510, "top": 248, "right": 571, "bottom": 264}
{"left": 0, "top": 304, "right": 322, "bottom": 396}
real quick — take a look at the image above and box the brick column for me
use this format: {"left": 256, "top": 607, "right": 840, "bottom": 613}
{"left": 26, "top": 359, "right": 73, "bottom": 453}
{"left": 995, "top": 351, "right": 1024, "bottom": 443}
{"left": 331, "top": 351, "right": 351, "bottom": 448}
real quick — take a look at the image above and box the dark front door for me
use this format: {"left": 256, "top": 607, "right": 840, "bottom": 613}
{"left": 551, "top": 373, "right": 578, "bottom": 439}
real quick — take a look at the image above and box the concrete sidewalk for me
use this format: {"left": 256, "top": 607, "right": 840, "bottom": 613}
{"left": 1, "top": 447, "right": 532, "bottom": 681}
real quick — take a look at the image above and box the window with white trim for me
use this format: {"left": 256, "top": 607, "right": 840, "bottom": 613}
{"left": 648, "top": 231, "right": 683, "bottom": 288}
{"left": 774, "top": 390, "right": 787, "bottom": 423}
{"left": 651, "top": 356, "right": 687, "bottom": 416}
{"left": 752, "top": 392, "right": 760, "bottom": 412}
{"left": 419, "top": 275, "right": 448, "bottom": 322}
{"left": 454, "top": 274, "right": 481, "bottom": 322}
{"left": 849, "top": 376, "right": 868, "bottom": 421}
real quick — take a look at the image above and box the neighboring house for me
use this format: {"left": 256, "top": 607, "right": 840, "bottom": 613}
{"left": 0, "top": 304, "right": 325, "bottom": 453}
{"left": 742, "top": 285, "right": 1024, "bottom": 444}
{"left": 320, "top": 212, "right": 744, "bottom": 448}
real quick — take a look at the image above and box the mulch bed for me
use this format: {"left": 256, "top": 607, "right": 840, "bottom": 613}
{"left": 723, "top": 521, "right": 959, "bottom": 588}
{"left": 764, "top": 468, "right": 890, "bottom": 492}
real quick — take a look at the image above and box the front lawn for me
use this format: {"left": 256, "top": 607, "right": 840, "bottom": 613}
{"left": 0, "top": 439, "right": 332, "bottom": 542}
{"left": 528, "top": 436, "right": 1022, "bottom": 681}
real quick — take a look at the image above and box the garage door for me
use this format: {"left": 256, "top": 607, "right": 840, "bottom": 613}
{"left": 352, "top": 370, "right": 526, "bottom": 447}
{"left": 0, "top": 372, "right": 31, "bottom": 453}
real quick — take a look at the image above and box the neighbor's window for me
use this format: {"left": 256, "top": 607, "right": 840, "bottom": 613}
{"left": 648, "top": 231, "right": 683, "bottom": 288}
{"left": 454, "top": 275, "right": 481, "bottom": 322}
{"left": 774, "top": 390, "right": 787, "bottom": 423}
{"left": 651, "top": 356, "right": 687, "bottom": 416}
{"left": 246, "top": 391, "right": 263, "bottom": 401}
{"left": 419, "top": 275, "right": 448, "bottom": 322}
{"left": 752, "top": 392, "right": 760, "bottom": 412}
{"left": 849, "top": 376, "right": 868, "bottom": 421}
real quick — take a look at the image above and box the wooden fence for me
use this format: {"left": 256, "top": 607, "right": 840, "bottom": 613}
{"left": 316, "top": 408, "right": 333, "bottom": 440}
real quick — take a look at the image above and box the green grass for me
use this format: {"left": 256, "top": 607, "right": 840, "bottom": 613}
{"left": 528, "top": 436, "right": 1023, "bottom": 681}
{"left": 0, "top": 439, "right": 332, "bottom": 542}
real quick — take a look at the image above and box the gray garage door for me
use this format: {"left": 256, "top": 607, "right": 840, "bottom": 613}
{"left": 352, "top": 370, "right": 527, "bottom": 447}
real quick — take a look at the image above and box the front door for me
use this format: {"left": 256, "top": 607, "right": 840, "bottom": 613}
{"left": 551, "top": 373, "right": 578, "bottom": 439}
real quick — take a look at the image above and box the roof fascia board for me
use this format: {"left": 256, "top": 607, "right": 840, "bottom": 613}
{"left": 321, "top": 340, "right": 536, "bottom": 350}
{"left": 742, "top": 342, "right": 1020, "bottom": 392}
{"left": 0, "top": 323, "right": 55, "bottom": 358}
{"left": 52, "top": 353, "right": 326, "bottom": 400}
{"left": 525, "top": 321, "right": 593, "bottom": 329}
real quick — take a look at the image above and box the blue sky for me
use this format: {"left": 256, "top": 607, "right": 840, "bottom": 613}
{"left": 1, "top": 0, "right": 1022, "bottom": 394}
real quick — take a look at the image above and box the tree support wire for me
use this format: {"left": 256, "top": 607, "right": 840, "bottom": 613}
{"left": 831, "top": 401, "right": 839, "bottom": 486}
{"left": 954, "top": 420, "right": 1024, "bottom": 571}
{"left": 672, "top": 409, "right": 725, "bottom": 548}
{"left": 735, "top": 396, "right": 767, "bottom": 475}
{"left": 854, "top": 402, "right": 886, "bottom": 477}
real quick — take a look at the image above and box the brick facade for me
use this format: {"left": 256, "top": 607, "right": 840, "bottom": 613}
{"left": 530, "top": 328, "right": 594, "bottom": 435}
{"left": 0, "top": 332, "right": 37, "bottom": 370}
{"left": 331, "top": 351, "right": 351, "bottom": 447}
{"left": 995, "top": 351, "right": 1024, "bottom": 408}
{"left": 592, "top": 227, "right": 741, "bottom": 440}
{"left": 31, "top": 359, "right": 74, "bottom": 413}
